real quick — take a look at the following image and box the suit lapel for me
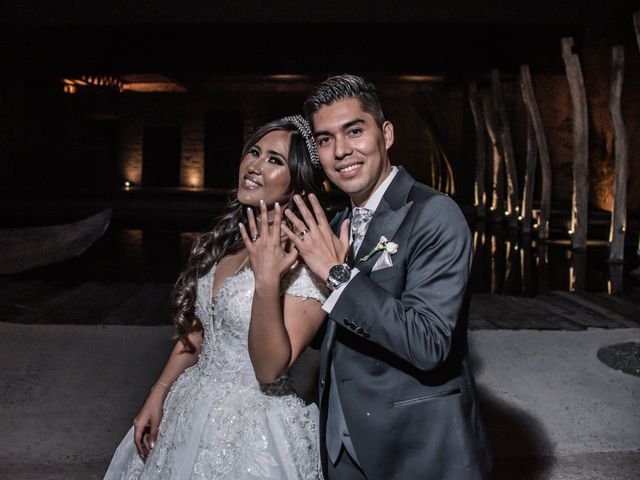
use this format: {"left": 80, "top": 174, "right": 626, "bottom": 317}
{"left": 355, "top": 199, "right": 413, "bottom": 275}
{"left": 354, "top": 167, "right": 416, "bottom": 276}
{"left": 330, "top": 206, "right": 353, "bottom": 265}
{"left": 330, "top": 206, "right": 350, "bottom": 234}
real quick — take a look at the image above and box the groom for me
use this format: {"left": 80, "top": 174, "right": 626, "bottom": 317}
{"left": 283, "top": 75, "right": 492, "bottom": 480}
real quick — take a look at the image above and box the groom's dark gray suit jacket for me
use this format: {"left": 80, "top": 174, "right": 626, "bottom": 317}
{"left": 319, "top": 167, "right": 492, "bottom": 480}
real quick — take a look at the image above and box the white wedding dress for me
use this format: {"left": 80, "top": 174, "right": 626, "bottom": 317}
{"left": 104, "top": 264, "right": 326, "bottom": 480}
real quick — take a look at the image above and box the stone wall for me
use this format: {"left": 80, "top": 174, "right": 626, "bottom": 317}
{"left": 2, "top": 64, "right": 638, "bottom": 215}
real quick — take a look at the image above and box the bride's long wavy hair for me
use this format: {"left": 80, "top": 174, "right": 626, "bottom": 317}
{"left": 172, "top": 118, "right": 324, "bottom": 351}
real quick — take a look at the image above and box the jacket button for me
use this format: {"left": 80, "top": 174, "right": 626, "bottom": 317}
{"left": 362, "top": 332, "right": 370, "bottom": 338}
{"left": 355, "top": 326, "right": 364, "bottom": 334}
{"left": 343, "top": 319, "right": 349, "bottom": 326}
{"left": 350, "top": 323, "right": 356, "bottom": 330}
{"left": 321, "top": 379, "right": 325, "bottom": 387}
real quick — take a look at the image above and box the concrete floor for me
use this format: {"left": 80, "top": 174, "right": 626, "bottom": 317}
{"left": 0, "top": 322, "right": 638, "bottom": 479}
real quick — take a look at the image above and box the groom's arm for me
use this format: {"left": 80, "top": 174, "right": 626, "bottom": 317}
{"left": 330, "top": 194, "right": 472, "bottom": 372}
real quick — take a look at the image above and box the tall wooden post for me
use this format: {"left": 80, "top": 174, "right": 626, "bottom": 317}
{"left": 482, "top": 91, "right": 505, "bottom": 220}
{"left": 522, "top": 114, "right": 538, "bottom": 233}
{"left": 520, "top": 235, "right": 534, "bottom": 296}
{"left": 520, "top": 65, "right": 552, "bottom": 239}
{"left": 608, "top": 264, "right": 624, "bottom": 294}
{"left": 634, "top": 11, "right": 640, "bottom": 50}
{"left": 537, "top": 243, "right": 550, "bottom": 295}
{"left": 562, "top": 37, "right": 589, "bottom": 251}
{"left": 569, "top": 250, "right": 587, "bottom": 292}
{"left": 608, "top": 46, "right": 628, "bottom": 263}
{"left": 469, "top": 81, "right": 487, "bottom": 218}
{"left": 492, "top": 69, "right": 519, "bottom": 228}
{"left": 632, "top": 11, "right": 640, "bottom": 270}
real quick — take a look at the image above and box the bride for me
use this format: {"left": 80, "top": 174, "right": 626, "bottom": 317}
{"left": 105, "top": 116, "right": 348, "bottom": 479}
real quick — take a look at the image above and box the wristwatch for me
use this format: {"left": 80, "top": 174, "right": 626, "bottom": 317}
{"left": 326, "top": 263, "right": 351, "bottom": 291}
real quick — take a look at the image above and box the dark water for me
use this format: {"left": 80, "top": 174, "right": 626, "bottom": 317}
{"left": 468, "top": 222, "right": 639, "bottom": 296}
{"left": 19, "top": 219, "right": 640, "bottom": 297}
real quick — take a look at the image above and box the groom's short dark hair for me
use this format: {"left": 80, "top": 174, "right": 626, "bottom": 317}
{"left": 303, "top": 74, "right": 385, "bottom": 127}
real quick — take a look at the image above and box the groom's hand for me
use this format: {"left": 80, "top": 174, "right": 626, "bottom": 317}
{"left": 281, "top": 193, "right": 350, "bottom": 281}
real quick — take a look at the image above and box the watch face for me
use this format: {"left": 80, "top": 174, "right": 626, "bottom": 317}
{"left": 330, "top": 264, "right": 351, "bottom": 283}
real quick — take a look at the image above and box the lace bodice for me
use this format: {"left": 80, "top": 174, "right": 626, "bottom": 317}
{"left": 193, "top": 263, "right": 327, "bottom": 391}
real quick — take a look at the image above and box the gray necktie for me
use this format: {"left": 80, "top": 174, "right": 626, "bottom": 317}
{"left": 351, "top": 207, "right": 373, "bottom": 256}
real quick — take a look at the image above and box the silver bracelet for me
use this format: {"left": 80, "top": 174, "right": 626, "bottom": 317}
{"left": 151, "top": 381, "right": 170, "bottom": 392}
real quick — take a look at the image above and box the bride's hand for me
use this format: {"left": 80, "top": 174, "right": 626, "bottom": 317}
{"left": 133, "top": 388, "right": 166, "bottom": 460}
{"left": 240, "top": 200, "right": 298, "bottom": 290}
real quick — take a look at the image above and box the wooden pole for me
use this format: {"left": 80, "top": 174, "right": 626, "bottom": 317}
{"left": 561, "top": 37, "right": 589, "bottom": 251}
{"left": 632, "top": 11, "right": 640, "bottom": 270}
{"left": 536, "top": 243, "right": 550, "bottom": 295}
{"left": 469, "top": 81, "right": 487, "bottom": 217}
{"left": 482, "top": 91, "right": 505, "bottom": 220}
{"left": 520, "top": 65, "right": 552, "bottom": 239}
{"left": 522, "top": 112, "right": 537, "bottom": 234}
{"left": 608, "top": 264, "right": 624, "bottom": 294}
{"left": 569, "top": 250, "right": 587, "bottom": 292}
{"left": 492, "top": 69, "right": 520, "bottom": 228}
{"left": 608, "top": 46, "right": 628, "bottom": 263}
{"left": 520, "top": 235, "right": 534, "bottom": 296}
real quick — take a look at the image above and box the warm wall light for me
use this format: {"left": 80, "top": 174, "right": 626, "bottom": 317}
{"left": 123, "top": 159, "right": 142, "bottom": 186}
{"left": 121, "top": 82, "right": 186, "bottom": 93}
{"left": 62, "top": 75, "right": 124, "bottom": 94}
{"left": 266, "top": 74, "right": 308, "bottom": 81}
{"left": 397, "top": 75, "right": 445, "bottom": 82}
{"left": 183, "top": 170, "right": 204, "bottom": 189}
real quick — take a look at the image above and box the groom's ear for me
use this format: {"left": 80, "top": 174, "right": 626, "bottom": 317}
{"left": 382, "top": 121, "right": 394, "bottom": 151}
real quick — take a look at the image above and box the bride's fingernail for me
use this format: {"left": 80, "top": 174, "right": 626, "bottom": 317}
{"left": 238, "top": 223, "right": 244, "bottom": 229}
{"left": 150, "top": 441, "right": 156, "bottom": 449}
{"left": 275, "top": 202, "right": 280, "bottom": 209}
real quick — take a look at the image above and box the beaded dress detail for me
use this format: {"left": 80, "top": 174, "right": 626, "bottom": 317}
{"left": 104, "top": 264, "right": 326, "bottom": 480}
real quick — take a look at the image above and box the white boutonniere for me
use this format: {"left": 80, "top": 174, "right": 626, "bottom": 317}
{"left": 359, "top": 236, "right": 399, "bottom": 262}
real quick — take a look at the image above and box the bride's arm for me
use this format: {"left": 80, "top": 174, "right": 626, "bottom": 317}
{"left": 241, "top": 200, "right": 326, "bottom": 384}
{"left": 249, "top": 281, "right": 325, "bottom": 384}
{"left": 133, "top": 329, "right": 202, "bottom": 459}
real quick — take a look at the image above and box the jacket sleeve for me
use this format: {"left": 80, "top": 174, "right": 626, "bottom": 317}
{"left": 328, "top": 195, "right": 472, "bottom": 372}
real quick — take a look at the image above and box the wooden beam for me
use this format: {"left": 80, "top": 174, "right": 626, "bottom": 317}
{"left": 561, "top": 37, "right": 589, "bottom": 251}
{"left": 520, "top": 65, "right": 552, "bottom": 239}
{"left": 536, "top": 244, "right": 550, "bottom": 295}
{"left": 569, "top": 250, "right": 586, "bottom": 293}
{"left": 520, "top": 235, "right": 534, "bottom": 296}
{"left": 522, "top": 113, "right": 537, "bottom": 234}
{"left": 469, "top": 81, "right": 487, "bottom": 217}
{"left": 491, "top": 69, "right": 520, "bottom": 228}
{"left": 608, "top": 46, "right": 628, "bottom": 263}
{"left": 482, "top": 91, "right": 505, "bottom": 220}
{"left": 632, "top": 11, "right": 640, "bottom": 273}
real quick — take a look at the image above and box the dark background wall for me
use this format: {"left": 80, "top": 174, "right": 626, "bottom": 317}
{"left": 1, "top": 1, "right": 638, "bottom": 211}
